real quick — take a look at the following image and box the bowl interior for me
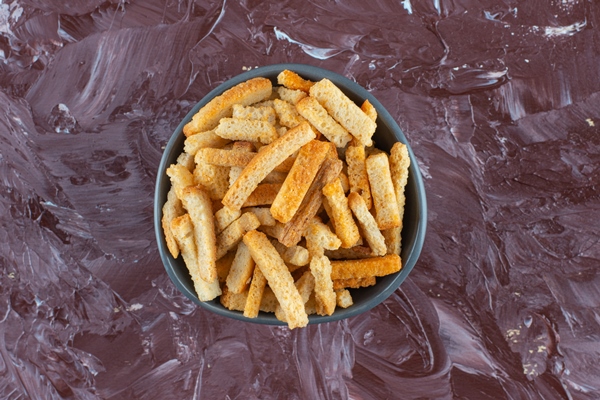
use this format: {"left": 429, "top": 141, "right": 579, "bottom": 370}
{"left": 154, "top": 63, "right": 427, "bottom": 325}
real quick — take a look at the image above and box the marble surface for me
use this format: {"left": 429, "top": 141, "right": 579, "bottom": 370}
{"left": 1, "top": 0, "right": 599, "bottom": 398}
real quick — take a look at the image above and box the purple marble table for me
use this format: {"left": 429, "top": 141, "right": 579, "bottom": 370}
{"left": 1, "top": 1, "right": 599, "bottom": 398}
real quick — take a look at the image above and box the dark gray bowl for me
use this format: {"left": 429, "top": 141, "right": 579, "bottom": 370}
{"left": 154, "top": 63, "right": 427, "bottom": 325}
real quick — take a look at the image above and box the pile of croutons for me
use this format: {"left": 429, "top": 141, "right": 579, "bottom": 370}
{"left": 162, "top": 70, "right": 410, "bottom": 329}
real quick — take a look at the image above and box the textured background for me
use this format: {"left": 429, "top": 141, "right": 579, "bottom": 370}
{"left": 0, "top": 0, "right": 599, "bottom": 398}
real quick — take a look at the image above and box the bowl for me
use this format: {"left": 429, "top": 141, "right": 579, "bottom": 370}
{"left": 154, "top": 63, "right": 427, "bottom": 325}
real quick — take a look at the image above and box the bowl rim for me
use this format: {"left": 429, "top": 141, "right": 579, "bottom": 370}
{"left": 154, "top": 63, "right": 427, "bottom": 325}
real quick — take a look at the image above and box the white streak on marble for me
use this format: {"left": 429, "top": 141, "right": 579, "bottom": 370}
{"left": 273, "top": 26, "right": 346, "bottom": 60}
{"left": 496, "top": 81, "right": 527, "bottom": 121}
{"left": 544, "top": 20, "right": 587, "bottom": 37}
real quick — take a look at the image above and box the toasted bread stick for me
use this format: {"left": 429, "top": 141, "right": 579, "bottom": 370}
{"left": 193, "top": 150, "right": 230, "bottom": 200}
{"left": 330, "top": 254, "right": 401, "bottom": 280}
{"left": 166, "top": 164, "right": 194, "bottom": 200}
{"left": 242, "top": 183, "right": 283, "bottom": 207}
{"left": 171, "top": 214, "right": 221, "bottom": 301}
{"left": 305, "top": 218, "right": 342, "bottom": 257}
{"left": 226, "top": 242, "right": 255, "bottom": 294}
{"left": 229, "top": 141, "right": 256, "bottom": 186}
{"left": 309, "top": 78, "right": 376, "bottom": 146}
{"left": 162, "top": 187, "right": 184, "bottom": 258}
{"left": 275, "top": 270, "right": 315, "bottom": 322}
{"left": 325, "top": 246, "right": 374, "bottom": 260}
{"left": 242, "top": 207, "right": 277, "bottom": 227}
{"left": 361, "top": 99, "right": 377, "bottom": 122}
{"left": 183, "top": 77, "right": 272, "bottom": 136}
{"left": 214, "top": 206, "right": 241, "bottom": 234}
{"left": 244, "top": 264, "right": 267, "bottom": 318}
{"left": 332, "top": 276, "right": 376, "bottom": 291}
{"left": 180, "top": 185, "right": 219, "bottom": 283}
{"left": 215, "top": 118, "right": 278, "bottom": 144}
{"left": 366, "top": 153, "right": 401, "bottom": 230}
{"left": 270, "top": 140, "right": 330, "bottom": 223}
{"left": 296, "top": 96, "right": 352, "bottom": 148}
{"left": 273, "top": 98, "right": 308, "bottom": 129}
{"left": 216, "top": 212, "right": 261, "bottom": 260}
{"left": 184, "top": 130, "right": 230, "bottom": 155}
{"left": 346, "top": 145, "right": 372, "bottom": 209}
{"left": 322, "top": 179, "right": 361, "bottom": 249}
{"left": 220, "top": 285, "right": 278, "bottom": 313}
{"left": 335, "top": 289, "right": 354, "bottom": 308}
{"left": 215, "top": 250, "right": 235, "bottom": 284}
{"left": 232, "top": 104, "right": 277, "bottom": 125}
{"left": 201, "top": 147, "right": 295, "bottom": 174}
{"left": 271, "top": 240, "right": 309, "bottom": 266}
{"left": 384, "top": 142, "right": 411, "bottom": 254}
{"left": 199, "top": 148, "right": 257, "bottom": 168}
{"left": 348, "top": 192, "right": 387, "bottom": 256}
{"left": 277, "top": 70, "right": 314, "bottom": 92}
{"left": 277, "top": 86, "right": 308, "bottom": 105}
{"left": 310, "top": 254, "right": 336, "bottom": 316}
{"left": 243, "top": 230, "right": 308, "bottom": 329}
{"left": 279, "top": 158, "right": 343, "bottom": 247}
